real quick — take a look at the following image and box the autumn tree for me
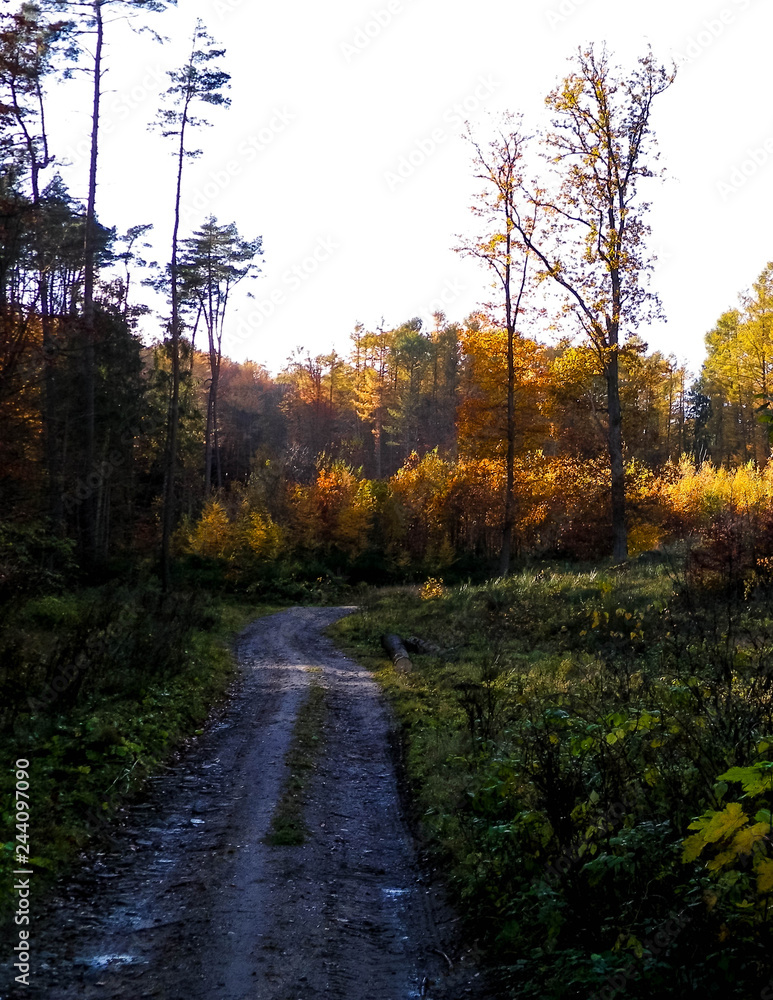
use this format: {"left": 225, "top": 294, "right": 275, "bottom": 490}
{"left": 0, "top": 167, "right": 117, "bottom": 526}
{"left": 425, "top": 311, "right": 460, "bottom": 456}
{"left": 547, "top": 337, "right": 687, "bottom": 466}
{"left": 701, "top": 310, "right": 752, "bottom": 464}
{"left": 211, "top": 357, "right": 285, "bottom": 486}
{"left": 739, "top": 263, "right": 773, "bottom": 461}
{"left": 43, "top": 0, "right": 173, "bottom": 562}
{"left": 457, "top": 118, "right": 540, "bottom": 574}
{"left": 510, "top": 44, "right": 675, "bottom": 559}
{"left": 279, "top": 348, "right": 355, "bottom": 463}
{"left": 155, "top": 19, "right": 230, "bottom": 588}
{"left": 701, "top": 264, "right": 773, "bottom": 464}
{"left": 457, "top": 312, "right": 548, "bottom": 461}
{"left": 618, "top": 340, "right": 687, "bottom": 466}
{"left": 179, "top": 216, "right": 261, "bottom": 491}
{"left": 384, "top": 318, "right": 432, "bottom": 463}
{"left": 290, "top": 459, "right": 375, "bottom": 562}
{"left": 353, "top": 323, "right": 393, "bottom": 478}
{"left": 0, "top": 4, "right": 73, "bottom": 523}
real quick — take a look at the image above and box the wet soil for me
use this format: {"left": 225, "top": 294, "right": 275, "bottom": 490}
{"left": 2, "top": 607, "right": 495, "bottom": 1000}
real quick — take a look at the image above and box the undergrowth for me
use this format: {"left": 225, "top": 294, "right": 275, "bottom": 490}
{"left": 0, "top": 587, "right": 276, "bottom": 928}
{"left": 332, "top": 555, "right": 773, "bottom": 998}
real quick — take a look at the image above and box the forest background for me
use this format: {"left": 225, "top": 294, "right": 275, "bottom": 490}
{"left": 4, "top": 3, "right": 773, "bottom": 998}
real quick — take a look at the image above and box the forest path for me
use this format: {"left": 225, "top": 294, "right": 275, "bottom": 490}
{"left": 7, "top": 607, "right": 491, "bottom": 1000}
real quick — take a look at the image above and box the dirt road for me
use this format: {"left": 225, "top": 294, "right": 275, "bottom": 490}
{"left": 4, "top": 607, "right": 493, "bottom": 999}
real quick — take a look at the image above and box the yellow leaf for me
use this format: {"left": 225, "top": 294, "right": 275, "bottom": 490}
{"left": 756, "top": 858, "right": 773, "bottom": 894}
{"left": 682, "top": 832, "right": 705, "bottom": 863}
{"left": 696, "top": 802, "right": 748, "bottom": 844}
{"left": 730, "top": 822, "right": 770, "bottom": 856}
{"left": 707, "top": 850, "right": 735, "bottom": 871}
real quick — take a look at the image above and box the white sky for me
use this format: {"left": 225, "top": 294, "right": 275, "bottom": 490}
{"left": 47, "top": 0, "right": 773, "bottom": 379}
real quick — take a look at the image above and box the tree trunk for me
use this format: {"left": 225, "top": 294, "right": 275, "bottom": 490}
{"left": 499, "top": 353, "right": 515, "bottom": 577}
{"left": 81, "top": 0, "right": 104, "bottom": 567}
{"left": 160, "top": 302, "right": 181, "bottom": 590}
{"left": 499, "top": 302, "right": 516, "bottom": 577}
{"left": 381, "top": 634, "right": 412, "bottom": 672}
{"left": 373, "top": 416, "right": 382, "bottom": 479}
{"left": 11, "top": 22, "right": 60, "bottom": 529}
{"left": 160, "top": 108, "right": 188, "bottom": 591}
{"left": 30, "top": 163, "right": 61, "bottom": 529}
{"left": 213, "top": 354, "right": 222, "bottom": 489}
{"left": 41, "top": 277, "right": 61, "bottom": 527}
{"left": 606, "top": 351, "right": 627, "bottom": 561}
{"left": 204, "top": 389, "right": 214, "bottom": 492}
{"left": 499, "top": 235, "right": 529, "bottom": 578}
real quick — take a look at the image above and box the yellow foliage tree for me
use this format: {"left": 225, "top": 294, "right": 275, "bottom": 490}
{"left": 238, "top": 506, "right": 284, "bottom": 561}
{"left": 390, "top": 451, "right": 455, "bottom": 567}
{"left": 186, "top": 497, "right": 283, "bottom": 565}
{"left": 188, "top": 500, "right": 235, "bottom": 558}
{"left": 458, "top": 318, "right": 549, "bottom": 462}
{"left": 291, "top": 460, "right": 375, "bottom": 559}
{"left": 665, "top": 459, "right": 773, "bottom": 531}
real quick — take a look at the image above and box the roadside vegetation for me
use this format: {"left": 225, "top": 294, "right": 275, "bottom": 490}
{"left": 332, "top": 545, "right": 773, "bottom": 998}
{"left": 0, "top": 529, "right": 279, "bottom": 927}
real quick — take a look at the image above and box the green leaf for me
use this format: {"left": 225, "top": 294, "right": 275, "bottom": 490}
{"left": 713, "top": 781, "right": 728, "bottom": 802}
{"left": 719, "top": 764, "right": 773, "bottom": 797}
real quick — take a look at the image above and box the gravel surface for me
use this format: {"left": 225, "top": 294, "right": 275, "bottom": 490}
{"left": 2, "top": 607, "right": 495, "bottom": 1000}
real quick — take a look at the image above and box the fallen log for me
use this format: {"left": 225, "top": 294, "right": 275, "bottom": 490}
{"left": 403, "top": 635, "right": 443, "bottom": 657}
{"left": 381, "top": 633, "right": 412, "bottom": 672}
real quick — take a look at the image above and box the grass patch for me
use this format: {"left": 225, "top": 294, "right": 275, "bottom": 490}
{"left": 265, "top": 674, "right": 327, "bottom": 846}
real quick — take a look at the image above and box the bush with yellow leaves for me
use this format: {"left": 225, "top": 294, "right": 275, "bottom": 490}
{"left": 187, "top": 500, "right": 236, "bottom": 558}
{"left": 185, "top": 498, "right": 284, "bottom": 567}
{"left": 419, "top": 577, "right": 445, "bottom": 600}
{"left": 683, "top": 754, "right": 773, "bottom": 919}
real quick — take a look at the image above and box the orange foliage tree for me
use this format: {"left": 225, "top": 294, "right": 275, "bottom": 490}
{"left": 388, "top": 450, "right": 455, "bottom": 568}
{"left": 458, "top": 315, "right": 549, "bottom": 460}
{"left": 290, "top": 459, "right": 376, "bottom": 561}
